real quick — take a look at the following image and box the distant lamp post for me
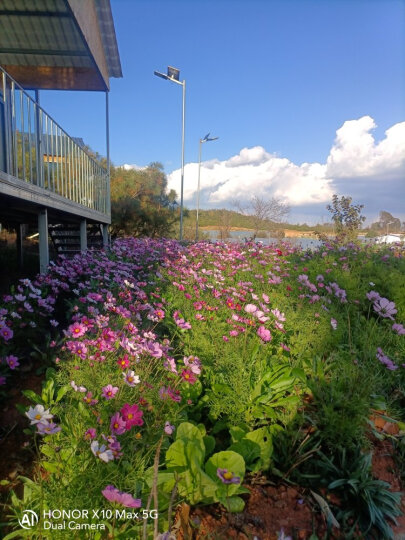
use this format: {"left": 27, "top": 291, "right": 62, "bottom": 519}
{"left": 195, "top": 133, "right": 219, "bottom": 241}
{"left": 154, "top": 66, "right": 186, "bottom": 241}
{"left": 386, "top": 221, "right": 395, "bottom": 236}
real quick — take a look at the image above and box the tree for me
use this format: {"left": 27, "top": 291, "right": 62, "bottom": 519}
{"left": 110, "top": 163, "right": 178, "bottom": 237}
{"left": 374, "top": 211, "right": 401, "bottom": 234}
{"left": 233, "top": 196, "right": 290, "bottom": 239}
{"left": 326, "top": 195, "right": 366, "bottom": 242}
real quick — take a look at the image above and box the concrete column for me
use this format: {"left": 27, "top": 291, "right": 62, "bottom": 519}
{"left": 38, "top": 209, "right": 49, "bottom": 274}
{"left": 80, "top": 219, "right": 87, "bottom": 252}
{"left": 102, "top": 224, "right": 109, "bottom": 248}
{"left": 16, "top": 223, "right": 26, "bottom": 269}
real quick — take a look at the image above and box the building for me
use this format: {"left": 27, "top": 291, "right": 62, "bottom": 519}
{"left": 0, "top": 0, "right": 122, "bottom": 272}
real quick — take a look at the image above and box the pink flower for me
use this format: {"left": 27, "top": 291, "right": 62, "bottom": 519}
{"left": 183, "top": 355, "right": 201, "bottom": 375}
{"left": 68, "top": 321, "right": 87, "bottom": 338}
{"left": 244, "top": 304, "right": 257, "bottom": 314}
{"left": 257, "top": 326, "right": 271, "bottom": 342}
{"left": 110, "top": 412, "right": 127, "bottom": 435}
{"left": 330, "top": 318, "right": 338, "bottom": 330}
{"left": 101, "top": 384, "right": 119, "bottom": 400}
{"left": 123, "top": 370, "right": 140, "bottom": 387}
{"left": 120, "top": 403, "right": 143, "bottom": 429}
{"left": 164, "top": 421, "right": 175, "bottom": 435}
{"left": 102, "top": 485, "right": 141, "bottom": 508}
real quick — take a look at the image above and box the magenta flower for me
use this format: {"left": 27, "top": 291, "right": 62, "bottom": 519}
{"left": 6, "top": 355, "right": 19, "bottom": 369}
{"left": 181, "top": 369, "right": 197, "bottom": 384}
{"left": 110, "top": 412, "right": 127, "bottom": 435}
{"left": 257, "top": 326, "right": 271, "bottom": 342}
{"left": 102, "top": 485, "right": 141, "bottom": 508}
{"left": 217, "top": 468, "right": 241, "bottom": 484}
{"left": 84, "top": 428, "right": 97, "bottom": 441}
{"left": 120, "top": 403, "right": 143, "bottom": 429}
{"left": 68, "top": 322, "right": 87, "bottom": 338}
{"left": 117, "top": 354, "right": 130, "bottom": 370}
{"left": 373, "top": 298, "right": 397, "bottom": 320}
{"left": 102, "top": 384, "right": 119, "bottom": 400}
{"left": 0, "top": 326, "right": 13, "bottom": 341}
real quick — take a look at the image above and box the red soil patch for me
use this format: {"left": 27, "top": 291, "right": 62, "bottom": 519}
{"left": 174, "top": 440, "right": 404, "bottom": 539}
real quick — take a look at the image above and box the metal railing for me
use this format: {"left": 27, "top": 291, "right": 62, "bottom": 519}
{"left": 0, "top": 66, "right": 109, "bottom": 216}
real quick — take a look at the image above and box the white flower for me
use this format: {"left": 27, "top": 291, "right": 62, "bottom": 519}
{"left": 26, "top": 404, "right": 53, "bottom": 425}
{"left": 91, "top": 441, "right": 114, "bottom": 462}
{"left": 123, "top": 370, "right": 140, "bottom": 387}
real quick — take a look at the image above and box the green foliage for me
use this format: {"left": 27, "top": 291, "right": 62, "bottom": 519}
{"left": 316, "top": 449, "right": 402, "bottom": 539}
{"left": 326, "top": 194, "right": 366, "bottom": 241}
{"left": 110, "top": 162, "right": 178, "bottom": 237}
{"left": 148, "top": 422, "right": 248, "bottom": 511}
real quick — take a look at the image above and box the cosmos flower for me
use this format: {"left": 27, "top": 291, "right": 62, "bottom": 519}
{"left": 102, "top": 485, "right": 141, "bottom": 508}
{"left": 26, "top": 404, "right": 53, "bottom": 425}
{"left": 91, "top": 441, "right": 114, "bottom": 462}
{"left": 216, "top": 468, "right": 241, "bottom": 485}
{"left": 120, "top": 403, "right": 143, "bottom": 429}
{"left": 37, "top": 421, "right": 61, "bottom": 435}
{"left": 123, "top": 370, "right": 140, "bottom": 387}
{"left": 101, "top": 384, "right": 119, "bottom": 400}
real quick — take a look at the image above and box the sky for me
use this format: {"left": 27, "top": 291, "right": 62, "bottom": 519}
{"left": 39, "top": 0, "right": 405, "bottom": 225}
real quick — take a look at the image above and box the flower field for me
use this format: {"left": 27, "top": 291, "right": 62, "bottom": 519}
{"left": 1, "top": 238, "right": 404, "bottom": 539}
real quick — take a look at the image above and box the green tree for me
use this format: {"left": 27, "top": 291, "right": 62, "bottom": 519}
{"left": 110, "top": 162, "right": 178, "bottom": 237}
{"left": 326, "top": 195, "right": 366, "bottom": 242}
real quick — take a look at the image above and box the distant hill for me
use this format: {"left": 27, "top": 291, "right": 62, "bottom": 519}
{"left": 183, "top": 208, "right": 334, "bottom": 233}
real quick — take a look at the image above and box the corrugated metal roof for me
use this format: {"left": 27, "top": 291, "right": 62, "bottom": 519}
{"left": 95, "top": 0, "right": 122, "bottom": 78}
{"left": 0, "top": 0, "right": 122, "bottom": 79}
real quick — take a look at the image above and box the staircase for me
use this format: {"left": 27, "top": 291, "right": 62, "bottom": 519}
{"left": 49, "top": 223, "right": 104, "bottom": 256}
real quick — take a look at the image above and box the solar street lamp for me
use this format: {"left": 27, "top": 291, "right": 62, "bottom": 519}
{"left": 195, "top": 133, "right": 219, "bottom": 242}
{"left": 154, "top": 66, "right": 186, "bottom": 241}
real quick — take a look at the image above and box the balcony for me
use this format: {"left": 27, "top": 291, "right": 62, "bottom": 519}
{"left": 0, "top": 66, "right": 110, "bottom": 223}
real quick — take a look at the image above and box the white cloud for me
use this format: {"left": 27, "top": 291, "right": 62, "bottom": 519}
{"left": 167, "top": 116, "right": 405, "bottom": 222}
{"left": 121, "top": 163, "right": 147, "bottom": 171}
{"left": 326, "top": 116, "right": 405, "bottom": 179}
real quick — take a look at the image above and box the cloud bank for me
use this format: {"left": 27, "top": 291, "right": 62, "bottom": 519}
{"left": 167, "top": 116, "right": 405, "bottom": 223}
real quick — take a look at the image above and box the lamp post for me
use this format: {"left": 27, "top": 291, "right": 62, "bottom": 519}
{"left": 154, "top": 66, "right": 186, "bottom": 241}
{"left": 195, "top": 133, "right": 219, "bottom": 241}
{"left": 386, "top": 221, "right": 395, "bottom": 236}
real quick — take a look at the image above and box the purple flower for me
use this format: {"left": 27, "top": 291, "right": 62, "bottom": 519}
{"left": 5, "top": 355, "right": 19, "bottom": 369}
{"left": 376, "top": 348, "right": 398, "bottom": 371}
{"left": 102, "top": 485, "right": 141, "bottom": 508}
{"left": 0, "top": 326, "right": 13, "bottom": 341}
{"left": 37, "top": 421, "right": 61, "bottom": 435}
{"left": 217, "top": 468, "right": 241, "bottom": 485}
{"left": 101, "top": 384, "right": 119, "bottom": 400}
{"left": 392, "top": 323, "right": 405, "bottom": 335}
{"left": 330, "top": 318, "right": 338, "bottom": 330}
{"left": 366, "top": 290, "right": 381, "bottom": 302}
{"left": 257, "top": 326, "right": 271, "bottom": 342}
{"left": 91, "top": 441, "right": 114, "bottom": 462}
{"left": 373, "top": 298, "right": 397, "bottom": 320}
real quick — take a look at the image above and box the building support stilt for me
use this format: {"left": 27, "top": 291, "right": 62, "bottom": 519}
{"left": 102, "top": 224, "right": 109, "bottom": 248}
{"left": 80, "top": 219, "right": 87, "bottom": 252}
{"left": 16, "top": 223, "right": 27, "bottom": 270}
{"left": 38, "top": 209, "right": 49, "bottom": 274}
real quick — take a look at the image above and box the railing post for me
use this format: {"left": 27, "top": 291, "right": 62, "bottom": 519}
{"left": 80, "top": 219, "right": 87, "bottom": 251}
{"left": 38, "top": 209, "right": 49, "bottom": 274}
{"left": 35, "top": 90, "right": 44, "bottom": 187}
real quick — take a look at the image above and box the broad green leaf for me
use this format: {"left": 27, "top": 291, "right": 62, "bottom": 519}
{"left": 203, "top": 435, "right": 216, "bottom": 457}
{"left": 218, "top": 495, "right": 245, "bottom": 513}
{"left": 245, "top": 427, "right": 273, "bottom": 470}
{"left": 229, "top": 439, "right": 261, "bottom": 467}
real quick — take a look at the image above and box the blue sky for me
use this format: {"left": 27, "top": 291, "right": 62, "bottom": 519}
{"left": 39, "top": 0, "right": 405, "bottom": 224}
